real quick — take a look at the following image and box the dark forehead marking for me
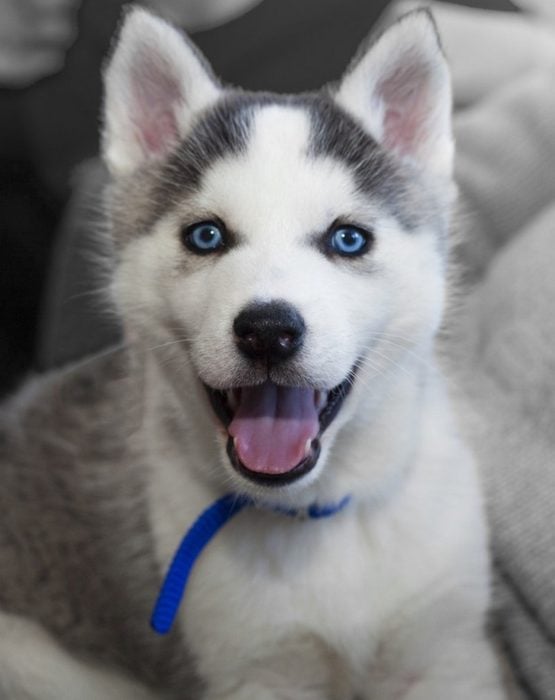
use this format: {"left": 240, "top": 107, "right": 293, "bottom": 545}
{"left": 126, "top": 91, "right": 282, "bottom": 238}
{"left": 300, "top": 93, "right": 420, "bottom": 230}
{"left": 159, "top": 92, "right": 260, "bottom": 196}
{"left": 151, "top": 90, "right": 436, "bottom": 233}
{"left": 158, "top": 91, "right": 304, "bottom": 200}
{"left": 305, "top": 95, "right": 396, "bottom": 192}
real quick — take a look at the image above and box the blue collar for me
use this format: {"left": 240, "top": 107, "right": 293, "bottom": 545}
{"left": 151, "top": 492, "right": 351, "bottom": 634}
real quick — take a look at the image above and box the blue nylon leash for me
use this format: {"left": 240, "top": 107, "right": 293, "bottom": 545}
{"left": 150, "top": 494, "right": 250, "bottom": 634}
{"left": 150, "top": 493, "right": 351, "bottom": 634}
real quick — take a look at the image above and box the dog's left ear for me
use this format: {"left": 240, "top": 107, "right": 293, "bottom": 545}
{"left": 102, "top": 8, "right": 220, "bottom": 176}
{"left": 335, "top": 10, "right": 453, "bottom": 178}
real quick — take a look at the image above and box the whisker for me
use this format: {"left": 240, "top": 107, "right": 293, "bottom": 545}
{"left": 145, "top": 337, "right": 194, "bottom": 353}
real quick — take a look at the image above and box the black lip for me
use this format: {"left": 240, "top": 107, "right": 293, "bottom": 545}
{"left": 205, "top": 369, "right": 356, "bottom": 486}
{"left": 207, "top": 387, "right": 233, "bottom": 428}
{"left": 318, "top": 375, "right": 353, "bottom": 433}
{"left": 226, "top": 437, "right": 321, "bottom": 487}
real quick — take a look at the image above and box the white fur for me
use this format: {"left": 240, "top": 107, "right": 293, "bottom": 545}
{"left": 111, "top": 11, "right": 504, "bottom": 698}
{"left": 115, "top": 102, "right": 449, "bottom": 509}
{"left": 103, "top": 8, "right": 220, "bottom": 175}
{"left": 335, "top": 11, "right": 454, "bottom": 178}
{"left": 0, "top": 612, "right": 157, "bottom": 700}
{"left": 2, "top": 8, "right": 507, "bottom": 699}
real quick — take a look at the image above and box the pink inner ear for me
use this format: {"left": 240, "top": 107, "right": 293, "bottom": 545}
{"left": 131, "top": 55, "right": 182, "bottom": 160}
{"left": 141, "top": 110, "right": 178, "bottom": 156}
{"left": 378, "top": 61, "right": 432, "bottom": 159}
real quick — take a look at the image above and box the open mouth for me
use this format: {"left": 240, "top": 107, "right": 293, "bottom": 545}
{"left": 205, "top": 373, "right": 354, "bottom": 486}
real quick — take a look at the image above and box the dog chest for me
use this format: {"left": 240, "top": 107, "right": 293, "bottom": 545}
{"left": 177, "top": 505, "right": 413, "bottom": 684}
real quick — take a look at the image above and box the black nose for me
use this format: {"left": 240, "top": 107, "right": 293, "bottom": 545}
{"left": 233, "top": 301, "right": 306, "bottom": 363}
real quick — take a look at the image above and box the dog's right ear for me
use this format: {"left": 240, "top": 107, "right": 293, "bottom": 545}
{"left": 102, "top": 8, "right": 220, "bottom": 177}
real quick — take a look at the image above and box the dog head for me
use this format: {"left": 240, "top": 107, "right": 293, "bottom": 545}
{"left": 102, "top": 8, "right": 454, "bottom": 503}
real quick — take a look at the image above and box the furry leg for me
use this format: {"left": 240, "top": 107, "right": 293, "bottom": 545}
{"left": 204, "top": 684, "right": 325, "bottom": 700}
{"left": 358, "top": 579, "right": 509, "bottom": 700}
{"left": 201, "top": 635, "right": 351, "bottom": 700}
{"left": 398, "top": 640, "right": 506, "bottom": 700}
{"left": 364, "top": 633, "right": 506, "bottom": 700}
{"left": 0, "top": 612, "right": 160, "bottom": 700}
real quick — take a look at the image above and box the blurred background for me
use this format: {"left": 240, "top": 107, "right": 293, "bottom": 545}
{"left": 0, "top": 0, "right": 517, "bottom": 399}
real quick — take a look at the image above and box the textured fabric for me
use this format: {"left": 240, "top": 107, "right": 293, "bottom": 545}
{"left": 454, "top": 72, "right": 555, "bottom": 279}
{"left": 452, "top": 208, "right": 555, "bottom": 700}
{"left": 425, "top": 2, "right": 555, "bottom": 697}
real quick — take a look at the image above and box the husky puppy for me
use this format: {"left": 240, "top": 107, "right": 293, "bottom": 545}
{"left": 0, "top": 7, "right": 506, "bottom": 700}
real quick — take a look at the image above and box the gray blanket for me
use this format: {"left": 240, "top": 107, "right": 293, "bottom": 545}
{"left": 430, "top": 2, "right": 555, "bottom": 696}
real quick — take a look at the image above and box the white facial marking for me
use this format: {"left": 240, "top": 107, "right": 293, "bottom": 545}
{"left": 115, "top": 103, "right": 445, "bottom": 405}
{"left": 174, "top": 105, "right": 377, "bottom": 389}
{"left": 107, "top": 10, "right": 454, "bottom": 497}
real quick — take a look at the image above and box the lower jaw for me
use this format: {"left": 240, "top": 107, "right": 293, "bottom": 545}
{"left": 206, "top": 368, "right": 357, "bottom": 488}
{"left": 226, "top": 437, "right": 322, "bottom": 487}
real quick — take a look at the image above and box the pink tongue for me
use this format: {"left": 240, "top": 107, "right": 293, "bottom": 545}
{"left": 228, "top": 382, "right": 319, "bottom": 475}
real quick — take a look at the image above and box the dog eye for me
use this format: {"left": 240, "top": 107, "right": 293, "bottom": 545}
{"left": 183, "top": 221, "right": 225, "bottom": 254}
{"left": 328, "top": 225, "right": 372, "bottom": 257}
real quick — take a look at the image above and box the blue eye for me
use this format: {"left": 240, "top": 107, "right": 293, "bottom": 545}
{"left": 184, "top": 221, "right": 225, "bottom": 254}
{"left": 329, "top": 225, "right": 371, "bottom": 257}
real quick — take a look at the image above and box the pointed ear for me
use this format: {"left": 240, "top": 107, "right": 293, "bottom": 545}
{"left": 334, "top": 10, "right": 453, "bottom": 178}
{"left": 102, "top": 8, "right": 220, "bottom": 176}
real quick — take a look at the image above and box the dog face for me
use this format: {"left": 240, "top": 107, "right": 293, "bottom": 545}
{"left": 103, "top": 8, "right": 454, "bottom": 500}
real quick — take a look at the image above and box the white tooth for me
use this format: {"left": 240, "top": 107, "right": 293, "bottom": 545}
{"left": 227, "top": 390, "right": 238, "bottom": 412}
{"left": 315, "top": 390, "right": 328, "bottom": 411}
{"left": 227, "top": 389, "right": 242, "bottom": 413}
{"left": 305, "top": 438, "right": 313, "bottom": 455}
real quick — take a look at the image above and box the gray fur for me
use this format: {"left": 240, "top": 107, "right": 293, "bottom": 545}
{"left": 305, "top": 93, "right": 435, "bottom": 232}
{"left": 107, "top": 92, "right": 256, "bottom": 246}
{"left": 341, "top": 8, "right": 444, "bottom": 83}
{"left": 0, "top": 350, "right": 202, "bottom": 696}
{"left": 108, "top": 89, "right": 446, "bottom": 249}
{"left": 0, "top": 9, "right": 456, "bottom": 697}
